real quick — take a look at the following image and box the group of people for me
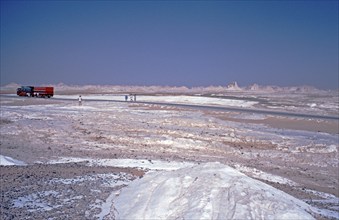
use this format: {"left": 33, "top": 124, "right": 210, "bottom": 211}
{"left": 77, "top": 94, "right": 136, "bottom": 106}
{"left": 125, "top": 94, "right": 137, "bottom": 102}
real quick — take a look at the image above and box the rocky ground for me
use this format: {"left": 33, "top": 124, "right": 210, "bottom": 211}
{"left": 0, "top": 162, "right": 144, "bottom": 219}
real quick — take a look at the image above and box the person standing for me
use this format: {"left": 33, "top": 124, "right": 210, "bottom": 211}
{"left": 78, "top": 95, "right": 82, "bottom": 106}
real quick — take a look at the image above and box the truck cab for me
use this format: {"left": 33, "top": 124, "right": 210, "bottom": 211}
{"left": 17, "top": 86, "right": 34, "bottom": 97}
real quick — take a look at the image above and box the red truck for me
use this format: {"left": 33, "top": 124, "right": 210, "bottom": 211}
{"left": 17, "top": 86, "right": 54, "bottom": 98}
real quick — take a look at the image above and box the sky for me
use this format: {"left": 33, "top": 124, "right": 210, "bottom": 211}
{"left": 1, "top": 1, "right": 338, "bottom": 89}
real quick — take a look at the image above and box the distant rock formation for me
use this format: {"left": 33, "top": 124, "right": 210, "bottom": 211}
{"left": 2, "top": 82, "right": 20, "bottom": 88}
{"left": 226, "top": 81, "right": 242, "bottom": 90}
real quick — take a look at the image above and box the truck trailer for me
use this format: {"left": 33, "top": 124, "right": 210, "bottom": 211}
{"left": 17, "top": 86, "right": 54, "bottom": 98}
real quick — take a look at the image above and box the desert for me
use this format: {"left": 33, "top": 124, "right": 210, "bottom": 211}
{"left": 0, "top": 84, "right": 338, "bottom": 219}
{"left": 2, "top": 0, "right": 338, "bottom": 219}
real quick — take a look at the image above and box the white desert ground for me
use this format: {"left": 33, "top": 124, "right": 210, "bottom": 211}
{"left": 0, "top": 83, "right": 338, "bottom": 219}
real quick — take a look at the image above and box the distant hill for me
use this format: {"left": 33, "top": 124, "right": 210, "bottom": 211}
{"left": 0, "top": 82, "right": 331, "bottom": 95}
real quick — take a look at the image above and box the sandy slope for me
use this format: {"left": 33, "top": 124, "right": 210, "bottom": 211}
{"left": 114, "top": 162, "right": 314, "bottom": 219}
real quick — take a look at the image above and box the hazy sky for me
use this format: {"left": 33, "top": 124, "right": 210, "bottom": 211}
{"left": 1, "top": 1, "right": 338, "bottom": 89}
